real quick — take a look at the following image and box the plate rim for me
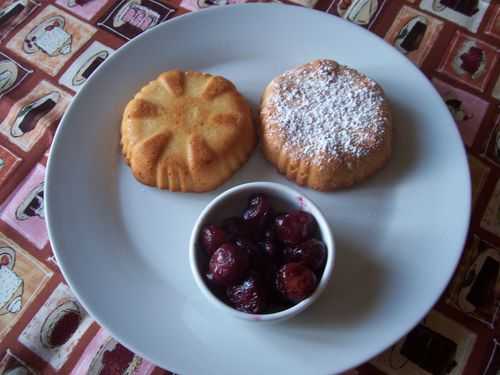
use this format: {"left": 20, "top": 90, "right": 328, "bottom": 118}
{"left": 45, "top": 3, "right": 472, "bottom": 373}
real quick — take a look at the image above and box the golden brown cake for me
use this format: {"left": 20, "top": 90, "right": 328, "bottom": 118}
{"left": 260, "top": 59, "right": 392, "bottom": 191}
{"left": 121, "top": 70, "right": 256, "bottom": 192}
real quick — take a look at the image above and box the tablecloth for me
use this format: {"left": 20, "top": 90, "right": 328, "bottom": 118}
{"left": 0, "top": 0, "right": 498, "bottom": 373}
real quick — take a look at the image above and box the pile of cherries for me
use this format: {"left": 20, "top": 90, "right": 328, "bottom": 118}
{"left": 198, "top": 194, "right": 327, "bottom": 314}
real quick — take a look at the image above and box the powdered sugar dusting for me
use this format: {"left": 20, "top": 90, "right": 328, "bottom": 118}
{"left": 265, "top": 60, "right": 389, "bottom": 163}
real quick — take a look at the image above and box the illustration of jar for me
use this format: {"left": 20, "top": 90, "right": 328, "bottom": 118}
{"left": 113, "top": 0, "right": 160, "bottom": 32}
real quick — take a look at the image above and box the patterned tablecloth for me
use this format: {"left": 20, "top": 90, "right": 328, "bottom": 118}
{"left": 0, "top": 0, "right": 499, "bottom": 373}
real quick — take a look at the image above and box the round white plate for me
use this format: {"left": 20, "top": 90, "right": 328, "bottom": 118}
{"left": 46, "top": 4, "right": 470, "bottom": 374}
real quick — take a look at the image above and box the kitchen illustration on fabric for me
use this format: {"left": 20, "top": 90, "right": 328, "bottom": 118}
{"left": 0, "top": 0, "right": 39, "bottom": 41}
{"left": 385, "top": 6, "right": 443, "bottom": 66}
{"left": 447, "top": 236, "right": 500, "bottom": 327}
{"left": 371, "top": 310, "right": 476, "bottom": 375}
{"left": 0, "top": 164, "right": 48, "bottom": 249}
{"left": 0, "top": 52, "right": 31, "bottom": 98}
{"left": 55, "top": 0, "right": 109, "bottom": 21}
{"left": 59, "top": 41, "right": 113, "bottom": 93}
{"left": 481, "top": 179, "right": 500, "bottom": 238}
{"left": 0, "top": 80, "right": 70, "bottom": 152}
{"left": 0, "top": 350, "right": 37, "bottom": 374}
{"left": 438, "top": 31, "right": 499, "bottom": 91}
{"left": 0, "top": 232, "right": 52, "bottom": 341}
{"left": 6, "top": 5, "right": 96, "bottom": 76}
{"left": 432, "top": 77, "right": 489, "bottom": 147}
{"left": 98, "top": 0, "right": 174, "bottom": 40}
{"left": 19, "top": 283, "right": 93, "bottom": 371}
{"left": 420, "top": 0, "right": 491, "bottom": 32}
{"left": 0, "top": 145, "right": 21, "bottom": 188}
{"left": 70, "top": 328, "right": 155, "bottom": 375}
{"left": 467, "top": 155, "right": 489, "bottom": 208}
{"left": 482, "top": 115, "right": 500, "bottom": 165}
{"left": 325, "top": 0, "right": 385, "bottom": 28}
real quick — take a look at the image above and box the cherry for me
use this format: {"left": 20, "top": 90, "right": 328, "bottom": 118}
{"left": 221, "top": 217, "right": 251, "bottom": 240}
{"left": 207, "top": 243, "right": 249, "bottom": 286}
{"left": 283, "top": 239, "right": 326, "bottom": 272}
{"left": 226, "top": 273, "right": 267, "bottom": 313}
{"left": 275, "top": 263, "right": 317, "bottom": 303}
{"left": 200, "top": 224, "right": 227, "bottom": 256}
{"left": 274, "top": 210, "right": 316, "bottom": 245}
{"left": 242, "top": 194, "right": 272, "bottom": 233}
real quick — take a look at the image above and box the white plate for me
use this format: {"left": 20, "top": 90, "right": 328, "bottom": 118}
{"left": 46, "top": 4, "right": 470, "bottom": 374}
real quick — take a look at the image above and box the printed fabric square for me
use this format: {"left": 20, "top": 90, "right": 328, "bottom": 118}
{"left": 485, "top": 4, "right": 500, "bottom": 39}
{"left": 98, "top": 0, "right": 174, "bottom": 41}
{"left": 59, "top": 41, "right": 114, "bottom": 93}
{"left": 482, "top": 114, "right": 500, "bottom": 166}
{"left": 437, "top": 30, "right": 499, "bottom": 92}
{"left": 0, "top": 80, "right": 71, "bottom": 152}
{"left": 18, "top": 283, "right": 93, "bottom": 371}
{"left": 481, "top": 178, "right": 500, "bottom": 238}
{"left": 70, "top": 328, "right": 155, "bottom": 375}
{"left": 325, "top": 0, "right": 385, "bottom": 29}
{"left": 384, "top": 6, "right": 444, "bottom": 67}
{"left": 420, "top": 0, "right": 491, "bottom": 33}
{"left": 0, "top": 163, "right": 47, "bottom": 249}
{"left": 0, "top": 51, "right": 32, "bottom": 99}
{"left": 371, "top": 310, "right": 476, "bottom": 375}
{"left": 0, "top": 144, "right": 21, "bottom": 188}
{"left": 432, "top": 77, "right": 489, "bottom": 146}
{"left": 6, "top": 5, "right": 96, "bottom": 76}
{"left": 55, "top": 0, "right": 110, "bottom": 21}
{"left": 0, "top": 350, "right": 37, "bottom": 374}
{"left": 0, "top": 232, "right": 53, "bottom": 341}
{"left": 180, "top": 0, "right": 250, "bottom": 11}
{"left": 0, "top": 0, "right": 39, "bottom": 42}
{"left": 447, "top": 235, "right": 500, "bottom": 328}
{"left": 467, "top": 154, "right": 489, "bottom": 208}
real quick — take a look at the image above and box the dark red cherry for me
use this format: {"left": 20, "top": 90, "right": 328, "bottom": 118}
{"left": 283, "top": 239, "right": 326, "bottom": 272}
{"left": 221, "top": 217, "right": 251, "bottom": 240}
{"left": 226, "top": 273, "right": 267, "bottom": 313}
{"left": 200, "top": 224, "right": 227, "bottom": 256}
{"left": 275, "top": 263, "right": 317, "bottom": 303}
{"left": 207, "top": 243, "right": 249, "bottom": 286}
{"left": 242, "top": 194, "right": 272, "bottom": 232}
{"left": 274, "top": 210, "right": 316, "bottom": 245}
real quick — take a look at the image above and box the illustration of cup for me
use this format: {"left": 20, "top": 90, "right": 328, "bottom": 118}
{"left": 87, "top": 337, "right": 142, "bottom": 375}
{"left": 0, "top": 0, "right": 26, "bottom": 25}
{"left": 0, "top": 59, "right": 18, "bottom": 95}
{"left": 15, "top": 182, "right": 44, "bottom": 221}
{"left": 10, "top": 91, "right": 60, "bottom": 137}
{"left": 23, "top": 16, "right": 72, "bottom": 57}
{"left": 113, "top": 0, "right": 160, "bottom": 31}
{"left": 40, "top": 300, "right": 82, "bottom": 348}
{"left": 394, "top": 16, "right": 428, "bottom": 54}
{"left": 72, "top": 50, "right": 109, "bottom": 86}
{"left": 0, "top": 247, "right": 23, "bottom": 315}
{"left": 337, "top": 0, "right": 379, "bottom": 25}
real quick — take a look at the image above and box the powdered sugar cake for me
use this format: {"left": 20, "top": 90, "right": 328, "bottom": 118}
{"left": 260, "top": 59, "right": 392, "bottom": 191}
{"left": 121, "top": 70, "right": 256, "bottom": 192}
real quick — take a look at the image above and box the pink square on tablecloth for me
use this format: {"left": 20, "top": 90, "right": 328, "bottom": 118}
{"left": 0, "top": 163, "right": 47, "bottom": 249}
{"left": 55, "top": 0, "right": 109, "bottom": 21}
{"left": 432, "top": 77, "right": 489, "bottom": 146}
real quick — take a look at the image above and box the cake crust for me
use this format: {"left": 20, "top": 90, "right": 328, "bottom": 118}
{"left": 121, "top": 70, "right": 256, "bottom": 192}
{"left": 259, "top": 59, "right": 392, "bottom": 191}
